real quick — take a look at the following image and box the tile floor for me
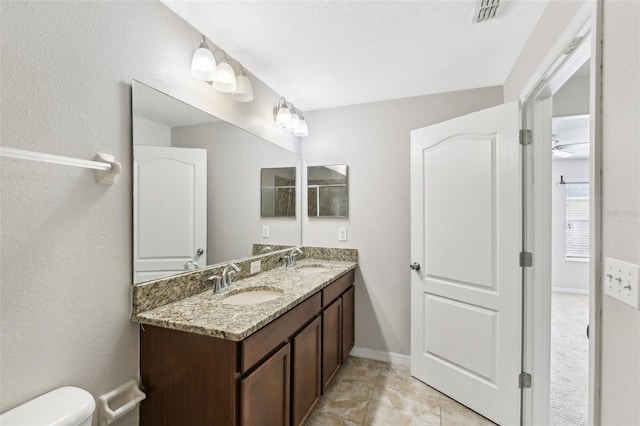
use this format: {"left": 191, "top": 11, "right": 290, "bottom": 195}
{"left": 306, "top": 357, "right": 496, "bottom": 426}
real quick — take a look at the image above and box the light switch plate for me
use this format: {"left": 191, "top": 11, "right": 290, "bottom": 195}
{"left": 262, "top": 225, "right": 270, "bottom": 238}
{"left": 338, "top": 227, "right": 347, "bottom": 241}
{"left": 604, "top": 257, "right": 640, "bottom": 309}
{"left": 250, "top": 261, "right": 261, "bottom": 274}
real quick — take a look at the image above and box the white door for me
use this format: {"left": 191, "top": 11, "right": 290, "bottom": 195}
{"left": 410, "top": 102, "right": 521, "bottom": 425}
{"left": 133, "top": 145, "right": 207, "bottom": 283}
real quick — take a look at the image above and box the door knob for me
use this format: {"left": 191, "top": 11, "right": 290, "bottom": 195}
{"left": 410, "top": 262, "right": 421, "bottom": 271}
{"left": 196, "top": 248, "right": 204, "bottom": 256}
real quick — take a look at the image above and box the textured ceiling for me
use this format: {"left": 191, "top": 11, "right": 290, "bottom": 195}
{"left": 163, "top": 0, "right": 548, "bottom": 111}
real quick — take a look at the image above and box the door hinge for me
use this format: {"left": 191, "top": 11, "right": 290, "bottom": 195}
{"left": 519, "top": 129, "right": 532, "bottom": 145}
{"left": 520, "top": 251, "right": 533, "bottom": 267}
{"left": 519, "top": 372, "right": 532, "bottom": 388}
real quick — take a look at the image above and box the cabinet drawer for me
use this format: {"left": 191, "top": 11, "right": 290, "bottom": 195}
{"left": 322, "top": 270, "right": 355, "bottom": 307}
{"left": 241, "top": 292, "right": 321, "bottom": 373}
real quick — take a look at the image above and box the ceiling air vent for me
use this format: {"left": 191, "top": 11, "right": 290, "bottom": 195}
{"left": 473, "top": 0, "right": 501, "bottom": 23}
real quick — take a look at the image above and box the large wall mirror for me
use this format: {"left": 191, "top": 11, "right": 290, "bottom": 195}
{"left": 132, "top": 81, "right": 301, "bottom": 284}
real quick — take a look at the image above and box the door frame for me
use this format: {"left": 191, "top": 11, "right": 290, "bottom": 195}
{"left": 519, "top": 1, "right": 603, "bottom": 425}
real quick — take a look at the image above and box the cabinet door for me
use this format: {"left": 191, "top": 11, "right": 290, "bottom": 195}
{"left": 322, "top": 297, "right": 342, "bottom": 391}
{"left": 341, "top": 287, "right": 355, "bottom": 362}
{"left": 241, "top": 344, "right": 290, "bottom": 426}
{"left": 292, "top": 317, "right": 322, "bottom": 426}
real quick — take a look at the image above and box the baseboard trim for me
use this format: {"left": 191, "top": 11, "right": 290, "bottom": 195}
{"left": 349, "top": 347, "right": 410, "bottom": 367}
{"left": 552, "top": 287, "right": 589, "bottom": 295}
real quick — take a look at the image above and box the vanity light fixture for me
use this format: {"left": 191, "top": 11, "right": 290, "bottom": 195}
{"left": 191, "top": 36, "right": 217, "bottom": 81}
{"left": 231, "top": 67, "right": 254, "bottom": 103}
{"left": 212, "top": 50, "right": 237, "bottom": 93}
{"left": 274, "top": 98, "right": 309, "bottom": 137}
{"left": 190, "top": 38, "right": 254, "bottom": 102}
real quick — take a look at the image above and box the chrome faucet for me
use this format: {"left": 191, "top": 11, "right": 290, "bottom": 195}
{"left": 208, "top": 275, "right": 222, "bottom": 293}
{"left": 284, "top": 247, "right": 303, "bottom": 267}
{"left": 220, "top": 262, "right": 241, "bottom": 292}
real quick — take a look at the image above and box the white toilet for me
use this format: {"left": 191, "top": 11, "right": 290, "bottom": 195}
{"left": 0, "top": 386, "right": 95, "bottom": 426}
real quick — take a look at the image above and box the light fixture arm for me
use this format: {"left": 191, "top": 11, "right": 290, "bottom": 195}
{"left": 212, "top": 48, "right": 228, "bottom": 63}
{"left": 276, "top": 97, "right": 288, "bottom": 110}
{"left": 227, "top": 58, "right": 243, "bottom": 75}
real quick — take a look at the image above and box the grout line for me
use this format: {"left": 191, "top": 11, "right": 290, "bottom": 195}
{"left": 359, "top": 364, "right": 383, "bottom": 426}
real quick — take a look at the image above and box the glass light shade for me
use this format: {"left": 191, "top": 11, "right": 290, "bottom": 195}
{"left": 293, "top": 120, "right": 309, "bottom": 137}
{"left": 231, "top": 74, "right": 254, "bottom": 102}
{"left": 289, "top": 112, "right": 300, "bottom": 130}
{"left": 191, "top": 46, "right": 217, "bottom": 81}
{"left": 212, "top": 61, "right": 237, "bottom": 93}
{"left": 275, "top": 105, "right": 291, "bottom": 128}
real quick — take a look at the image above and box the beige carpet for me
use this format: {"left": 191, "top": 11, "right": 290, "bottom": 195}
{"left": 550, "top": 292, "right": 589, "bottom": 426}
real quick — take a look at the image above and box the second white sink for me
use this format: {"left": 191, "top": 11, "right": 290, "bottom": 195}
{"left": 221, "top": 288, "right": 284, "bottom": 305}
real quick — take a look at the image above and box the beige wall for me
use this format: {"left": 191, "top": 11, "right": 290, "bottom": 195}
{"left": 600, "top": 1, "right": 640, "bottom": 424}
{"left": 553, "top": 73, "right": 590, "bottom": 117}
{"left": 0, "top": 1, "right": 294, "bottom": 422}
{"left": 302, "top": 86, "right": 504, "bottom": 356}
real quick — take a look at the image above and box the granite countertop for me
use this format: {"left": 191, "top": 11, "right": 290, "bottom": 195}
{"left": 132, "top": 259, "right": 357, "bottom": 341}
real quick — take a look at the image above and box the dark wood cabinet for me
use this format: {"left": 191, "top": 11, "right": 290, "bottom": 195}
{"left": 342, "top": 286, "right": 355, "bottom": 362}
{"left": 322, "top": 297, "right": 342, "bottom": 390}
{"left": 291, "top": 317, "right": 321, "bottom": 425}
{"left": 140, "top": 325, "right": 238, "bottom": 426}
{"left": 241, "top": 344, "right": 291, "bottom": 426}
{"left": 139, "top": 270, "right": 355, "bottom": 426}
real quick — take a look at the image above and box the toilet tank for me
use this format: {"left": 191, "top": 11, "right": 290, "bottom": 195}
{"left": 0, "top": 386, "right": 95, "bottom": 426}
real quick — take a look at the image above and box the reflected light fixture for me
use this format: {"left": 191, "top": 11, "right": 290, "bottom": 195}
{"left": 274, "top": 98, "right": 309, "bottom": 137}
{"left": 275, "top": 98, "right": 292, "bottom": 128}
{"left": 231, "top": 68, "right": 254, "bottom": 103}
{"left": 289, "top": 108, "right": 301, "bottom": 130}
{"left": 294, "top": 113, "right": 309, "bottom": 137}
{"left": 191, "top": 36, "right": 217, "bottom": 81}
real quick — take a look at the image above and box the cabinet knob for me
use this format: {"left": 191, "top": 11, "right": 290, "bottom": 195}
{"left": 196, "top": 248, "right": 204, "bottom": 256}
{"left": 410, "top": 262, "right": 421, "bottom": 271}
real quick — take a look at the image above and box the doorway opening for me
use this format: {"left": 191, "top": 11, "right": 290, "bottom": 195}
{"left": 549, "top": 60, "right": 591, "bottom": 425}
{"left": 520, "top": 3, "right": 602, "bottom": 425}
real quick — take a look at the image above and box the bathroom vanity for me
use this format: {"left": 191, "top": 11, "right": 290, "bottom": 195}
{"left": 133, "top": 255, "right": 356, "bottom": 426}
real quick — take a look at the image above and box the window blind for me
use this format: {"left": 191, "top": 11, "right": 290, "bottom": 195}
{"left": 565, "top": 182, "right": 590, "bottom": 260}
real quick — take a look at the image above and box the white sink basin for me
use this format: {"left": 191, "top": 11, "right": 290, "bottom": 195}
{"left": 221, "top": 288, "right": 283, "bottom": 305}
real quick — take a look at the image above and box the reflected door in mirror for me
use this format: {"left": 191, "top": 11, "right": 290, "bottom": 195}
{"left": 133, "top": 146, "right": 207, "bottom": 283}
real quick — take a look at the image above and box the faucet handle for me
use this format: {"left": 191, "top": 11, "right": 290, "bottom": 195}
{"left": 222, "top": 262, "right": 241, "bottom": 288}
{"left": 208, "top": 275, "right": 222, "bottom": 293}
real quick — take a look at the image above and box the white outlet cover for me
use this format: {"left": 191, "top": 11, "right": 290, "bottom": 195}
{"left": 250, "top": 261, "right": 261, "bottom": 274}
{"left": 604, "top": 257, "right": 640, "bottom": 310}
{"left": 262, "top": 225, "right": 270, "bottom": 238}
{"left": 338, "top": 227, "right": 347, "bottom": 241}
